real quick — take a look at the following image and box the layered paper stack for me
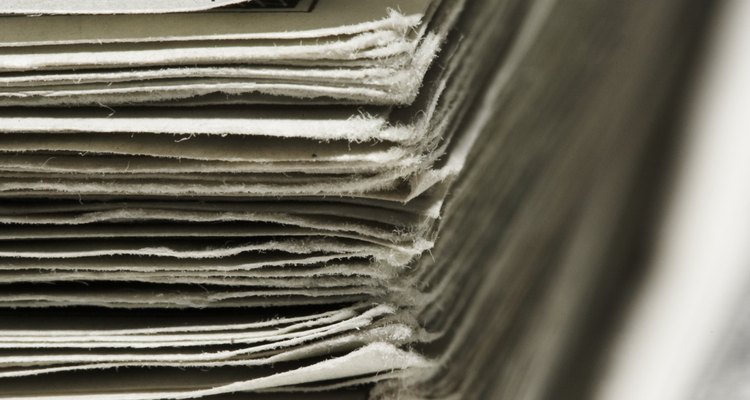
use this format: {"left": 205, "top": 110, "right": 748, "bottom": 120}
{"left": 0, "top": 0, "right": 723, "bottom": 399}
{"left": 0, "top": 0, "right": 516, "bottom": 398}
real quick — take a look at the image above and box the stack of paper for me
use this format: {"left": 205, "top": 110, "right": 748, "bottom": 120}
{"left": 0, "top": 0, "right": 521, "bottom": 398}
{"left": 0, "top": 0, "right": 726, "bottom": 398}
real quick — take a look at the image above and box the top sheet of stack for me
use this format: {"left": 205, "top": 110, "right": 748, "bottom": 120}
{"left": 0, "top": 0, "right": 448, "bottom": 106}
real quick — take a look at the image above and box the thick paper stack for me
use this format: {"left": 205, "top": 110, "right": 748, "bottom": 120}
{"left": 0, "top": 0, "right": 723, "bottom": 399}
{"left": 0, "top": 0, "right": 517, "bottom": 398}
